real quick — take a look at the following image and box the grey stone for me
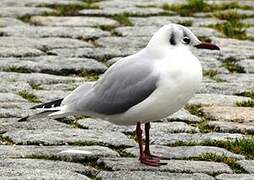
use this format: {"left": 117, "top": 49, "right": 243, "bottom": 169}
{"left": 97, "top": 158, "right": 233, "bottom": 174}
{"left": 96, "top": 36, "right": 149, "bottom": 49}
{"left": 0, "top": 25, "right": 110, "bottom": 39}
{"left": 0, "top": 159, "right": 90, "bottom": 179}
{"left": 0, "top": 0, "right": 82, "bottom": 7}
{"left": 0, "top": 7, "right": 54, "bottom": 17}
{"left": 243, "top": 18, "right": 254, "bottom": 26}
{"left": 217, "top": 74, "right": 254, "bottom": 84}
{"left": 207, "top": 121, "right": 254, "bottom": 134}
{"left": 0, "top": 167, "right": 90, "bottom": 180}
{"left": 198, "top": 56, "right": 228, "bottom": 74}
{"left": 3, "top": 129, "right": 136, "bottom": 147}
{"left": 115, "top": 26, "right": 221, "bottom": 38}
{"left": 98, "top": 171, "right": 214, "bottom": 180}
{"left": 237, "top": 160, "right": 254, "bottom": 173}
{"left": 216, "top": 174, "right": 254, "bottom": 180}
{"left": 77, "top": 118, "right": 135, "bottom": 133}
{"left": 124, "top": 145, "right": 244, "bottom": 160}
{"left": 40, "top": 81, "right": 84, "bottom": 91}
{"left": 77, "top": 118, "right": 198, "bottom": 133}
{"left": 0, "top": 37, "right": 92, "bottom": 51}
{"left": 0, "top": 93, "right": 27, "bottom": 102}
{"left": 129, "top": 16, "right": 224, "bottom": 27}
{"left": 163, "top": 109, "right": 202, "bottom": 123}
{"left": 202, "top": 106, "right": 254, "bottom": 123}
{"left": 0, "top": 80, "right": 31, "bottom": 93}
{"left": 33, "top": 90, "right": 68, "bottom": 102}
{"left": 0, "top": 47, "right": 45, "bottom": 57}
{"left": 150, "top": 132, "right": 244, "bottom": 145}
{"left": 49, "top": 47, "right": 137, "bottom": 61}
{"left": 200, "top": 81, "right": 254, "bottom": 95}
{"left": 0, "top": 18, "right": 25, "bottom": 27}
{"left": 0, "top": 56, "right": 107, "bottom": 75}
{"left": 210, "top": 37, "right": 254, "bottom": 61}
{"left": 0, "top": 118, "right": 70, "bottom": 133}
{"left": 0, "top": 145, "right": 119, "bottom": 161}
{"left": 79, "top": 7, "right": 165, "bottom": 16}
{"left": 188, "top": 94, "right": 252, "bottom": 107}
{"left": 0, "top": 72, "right": 83, "bottom": 86}
{"left": 30, "top": 16, "right": 119, "bottom": 27}
{"left": 247, "top": 27, "right": 254, "bottom": 38}
{"left": 237, "top": 59, "right": 254, "bottom": 73}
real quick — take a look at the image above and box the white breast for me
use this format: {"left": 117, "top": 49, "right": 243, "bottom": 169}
{"left": 107, "top": 47, "right": 202, "bottom": 125}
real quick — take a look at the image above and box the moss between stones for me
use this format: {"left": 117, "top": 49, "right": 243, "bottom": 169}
{"left": 162, "top": 0, "right": 251, "bottom": 16}
{"left": 39, "top": 3, "right": 99, "bottom": 16}
{"left": 222, "top": 61, "right": 246, "bottom": 73}
{"left": 112, "top": 14, "right": 133, "bottom": 26}
{"left": 171, "top": 137, "right": 254, "bottom": 159}
{"left": 235, "top": 91, "right": 254, "bottom": 99}
{"left": 193, "top": 153, "right": 247, "bottom": 173}
{"left": 185, "top": 104, "right": 203, "bottom": 116}
{"left": 203, "top": 69, "right": 225, "bottom": 82}
{"left": 28, "top": 81, "right": 43, "bottom": 90}
{"left": 18, "top": 90, "right": 42, "bottom": 103}
{"left": 236, "top": 100, "right": 254, "bottom": 107}
{"left": 211, "top": 20, "right": 248, "bottom": 40}
{"left": 2, "top": 66, "right": 34, "bottom": 73}
{"left": 0, "top": 134, "right": 14, "bottom": 145}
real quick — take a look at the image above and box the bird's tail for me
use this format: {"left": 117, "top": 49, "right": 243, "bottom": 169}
{"left": 18, "top": 110, "right": 59, "bottom": 122}
{"left": 18, "top": 98, "right": 65, "bottom": 122}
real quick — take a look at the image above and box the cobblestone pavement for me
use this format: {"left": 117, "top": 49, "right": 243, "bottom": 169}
{"left": 1, "top": 0, "right": 254, "bottom": 179}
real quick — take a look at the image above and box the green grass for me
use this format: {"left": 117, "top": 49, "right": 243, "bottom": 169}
{"left": 222, "top": 61, "right": 246, "bottom": 73}
{"left": 195, "top": 153, "right": 246, "bottom": 173}
{"left": 235, "top": 91, "right": 254, "bottom": 99}
{"left": 28, "top": 81, "right": 43, "bottom": 90}
{"left": 203, "top": 70, "right": 225, "bottom": 82}
{"left": 2, "top": 66, "right": 33, "bottom": 73}
{"left": 19, "top": 15, "right": 32, "bottom": 23}
{"left": 178, "top": 20, "right": 193, "bottom": 26}
{"left": 162, "top": 1, "right": 246, "bottom": 16}
{"left": 213, "top": 10, "right": 246, "bottom": 21}
{"left": 211, "top": 20, "right": 247, "bottom": 40}
{"left": 236, "top": 100, "right": 254, "bottom": 107}
{"left": 39, "top": 3, "right": 99, "bottom": 16}
{"left": 197, "top": 119, "right": 212, "bottom": 133}
{"left": 172, "top": 138, "right": 254, "bottom": 159}
{"left": 0, "top": 135, "right": 14, "bottom": 145}
{"left": 185, "top": 104, "right": 202, "bottom": 116}
{"left": 112, "top": 13, "right": 133, "bottom": 26}
{"left": 18, "top": 90, "right": 42, "bottom": 103}
{"left": 98, "top": 25, "right": 121, "bottom": 36}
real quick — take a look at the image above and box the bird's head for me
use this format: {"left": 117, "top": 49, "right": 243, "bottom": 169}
{"left": 146, "top": 23, "right": 219, "bottom": 54}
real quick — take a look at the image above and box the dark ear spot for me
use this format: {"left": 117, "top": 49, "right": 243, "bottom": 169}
{"left": 169, "top": 33, "right": 176, "bottom": 45}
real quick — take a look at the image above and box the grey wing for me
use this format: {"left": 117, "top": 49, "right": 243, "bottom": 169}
{"left": 80, "top": 57, "right": 159, "bottom": 115}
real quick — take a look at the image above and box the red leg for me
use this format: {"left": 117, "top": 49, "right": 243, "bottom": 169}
{"left": 144, "top": 122, "right": 167, "bottom": 164}
{"left": 136, "top": 122, "right": 165, "bottom": 166}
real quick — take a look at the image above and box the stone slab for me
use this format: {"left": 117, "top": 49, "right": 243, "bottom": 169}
{"left": 97, "top": 158, "right": 233, "bottom": 174}
{"left": 30, "top": 16, "right": 119, "bottom": 27}
{"left": 3, "top": 129, "right": 136, "bottom": 147}
{"left": 98, "top": 171, "right": 214, "bottom": 180}
{"left": 124, "top": 145, "right": 244, "bottom": 160}
{"left": 202, "top": 106, "right": 254, "bottom": 123}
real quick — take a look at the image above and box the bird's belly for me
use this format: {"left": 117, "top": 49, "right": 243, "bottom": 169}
{"left": 107, "top": 60, "right": 202, "bottom": 125}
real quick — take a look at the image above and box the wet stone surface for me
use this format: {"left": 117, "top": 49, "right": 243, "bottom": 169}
{"left": 1, "top": 0, "right": 254, "bottom": 179}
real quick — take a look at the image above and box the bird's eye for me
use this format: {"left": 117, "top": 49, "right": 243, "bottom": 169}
{"left": 183, "top": 37, "right": 191, "bottom": 44}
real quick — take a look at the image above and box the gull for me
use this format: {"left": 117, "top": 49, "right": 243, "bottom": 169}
{"left": 20, "top": 24, "right": 219, "bottom": 166}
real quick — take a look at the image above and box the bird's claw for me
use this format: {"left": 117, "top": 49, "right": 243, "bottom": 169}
{"left": 139, "top": 155, "right": 167, "bottom": 166}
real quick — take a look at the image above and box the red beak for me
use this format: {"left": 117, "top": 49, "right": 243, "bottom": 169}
{"left": 194, "top": 42, "right": 220, "bottom": 50}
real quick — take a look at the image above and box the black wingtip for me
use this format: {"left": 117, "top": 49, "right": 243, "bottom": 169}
{"left": 18, "top": 116, "right": 29, "bottom": 122}
{"left": 30, "top": 98, "right": 64, "bottom": 109}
